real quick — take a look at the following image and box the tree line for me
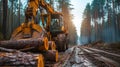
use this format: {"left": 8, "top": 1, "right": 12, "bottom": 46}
{"left": 0, "top": 0, "right": 26, "bottom": 40}
{"left": 0, "top": 0, "right": 77, "bottom": 45}
{"left": 80, "top": 0, "right": 120, "bottom": 44}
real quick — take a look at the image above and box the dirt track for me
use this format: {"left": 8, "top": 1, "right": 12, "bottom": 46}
{"left": 49, "top": 46, "right": 120, "bottom": 67}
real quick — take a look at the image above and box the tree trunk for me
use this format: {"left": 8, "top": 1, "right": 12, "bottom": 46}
{"left": 18, "top": 0, "right": 20, "bottom": 26}
{"left": 11, "top": 0, "right": 13, "bottom": 33}
{"left": 0, "top": 38, "right": 48, "bottom": 51}
{"left": 2, "top": 0, "right": 7, "bottom": 39}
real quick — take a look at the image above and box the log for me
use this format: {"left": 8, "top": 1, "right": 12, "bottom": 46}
{"left": 0, "top": 37, "right": 49, "bottom": 51}
{"left": 48, "top": 41, "right": 56, "bottom": 50}
{"left": 0, "top": 47, "right": 18, "bottom": 52}
{"left": 0, "top": 52, "right": 44, "bottom": 67}
{"left": 43, "top": 50, "right": 58, "bottom": 62}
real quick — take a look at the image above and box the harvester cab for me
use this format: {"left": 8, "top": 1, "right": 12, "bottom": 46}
{"left": 50, "top": 13, "right": 66, "bottom": 36}
{"left": 41, "top": 13, "right": 66, "bottom": 36}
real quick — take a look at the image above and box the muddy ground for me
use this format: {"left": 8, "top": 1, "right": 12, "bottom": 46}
{"left": 51, "top": 46, "right": 120, "bottom": 67}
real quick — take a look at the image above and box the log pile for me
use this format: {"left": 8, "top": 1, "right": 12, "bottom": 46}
{"left": 0, "top": 46, "right": 58, "bottom": 66}
{"left": 0, "top": 22, "right": 59, "bottom": 66}
{"left": 0, "top": 52, "right": 44, "bottom": 66}
{"left": 0, "top": 36, "right": 58, "bottom": 66}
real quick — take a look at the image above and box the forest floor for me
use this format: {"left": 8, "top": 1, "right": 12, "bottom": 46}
{"left": 51, "top": 45, "right": 120, "bottom": 67}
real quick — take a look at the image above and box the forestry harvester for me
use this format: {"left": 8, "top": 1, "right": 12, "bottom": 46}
{"left": 0, "top": 0, "right": 68, "bottom": 66}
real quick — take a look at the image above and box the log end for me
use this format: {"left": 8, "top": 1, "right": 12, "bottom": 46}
{"left": 48, "top": 41, "right": 56, "bottom": 50}
{"left": 38, "top": 37, "right": 49, "bottom": 51}
{"left": 37, "top": 54, "right": 44, "bottom": 67}
{"left": 55, "top": 50, "right": 58, "bottom": 62}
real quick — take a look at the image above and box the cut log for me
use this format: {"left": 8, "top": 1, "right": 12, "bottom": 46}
{"left": 0, "top": 47, "right": 18, "bottom": 52}
{"left": 37, "top": 54, "right": 44, "bottom": 67}
{"left": 48, "top": 41, "right": 56, "bottom": 50}
{"left": 43, "top": 50, "right": 58, "bottom": 62}
{"left": 38, "top": 37, "right": 49, "bottom": 51}
{"left": 0, "top": 37, "right": 49, "bottom": 51}
{"left": 0, "top": 52, "right": 44, "bottom": 67}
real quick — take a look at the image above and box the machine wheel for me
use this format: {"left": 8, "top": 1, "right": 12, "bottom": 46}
{"left": 43, "top": 50, "right": 58, "bottom": 62}
{"left": 37, "top": 54, "right": 44, "bottom": 67}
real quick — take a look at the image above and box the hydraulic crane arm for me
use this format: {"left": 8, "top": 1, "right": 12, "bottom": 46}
{"left": 11, "top": 0, "right": 56, "bottom": 39}
{"left": 39, "top": 0, "right": 54, "bottom": 13}
{"left": 25, "top": 0, "right": 54, "bottom": 22}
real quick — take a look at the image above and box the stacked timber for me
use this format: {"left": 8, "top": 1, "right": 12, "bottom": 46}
{"left": 0, "top": 52, "right": 44, "bottom": 67}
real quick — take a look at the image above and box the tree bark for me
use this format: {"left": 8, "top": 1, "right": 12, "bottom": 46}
{"left": 0, "top": 52, "right": 43, "bottom": 66}
{"left": 0, "top": 38, "right": 48, "bottom": 51}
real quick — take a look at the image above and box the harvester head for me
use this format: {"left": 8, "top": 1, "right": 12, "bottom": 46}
{"left": 5, "top": 21, "right": 49, "bottom": 51}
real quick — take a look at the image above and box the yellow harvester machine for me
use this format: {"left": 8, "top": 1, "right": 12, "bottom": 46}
{"left": 0, "top": 0, "right": 68, "bottom": 66}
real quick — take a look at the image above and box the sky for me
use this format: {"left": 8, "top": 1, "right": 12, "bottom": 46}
{"left": 70, "top": 0, "right": 93, "bottom": 36}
